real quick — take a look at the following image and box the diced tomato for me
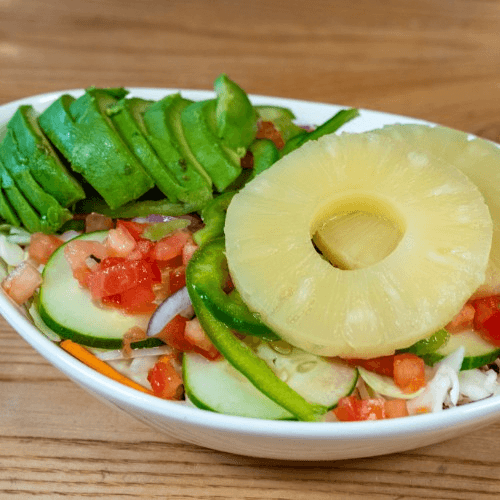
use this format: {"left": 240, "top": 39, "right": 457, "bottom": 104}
{"left": 256, "top": 121, "right": 285, "bottom": 149}
{"left": 473, "top": 295, "right": 500, "bottom": 346}
{"left": 28, "top": 232, "right": 64, "bottom": 265}
{"left": 346, "top": 355, "right": 395, "bottom": 377}
{"left": 384, "top": 399, "right": 409, "bottom": 419}
{"left": 332, "top": 395, "right": 359, "bottom": 421}
{"left": 333, "top": 395, "right": 386, "bottom": 421}
{"left": 393, "top": 353, "right": 426, "bottom": 393}
{"left": 64, "top": 239, "right": 108, "bottom": 286}
{"left": 156, "top": 315, "right": 191, "bottom": 351}
{"left": 116, "top": 220, "right": 149, "bottom": 241}
{"left": 147, "top": 355, "right": 183, "bottom": 399}
{"left": 105, "top": 225, "right": 137, "bottom": 258}
{"left": 102, "top": 283, "right": 157, "bottom": 314}
{"left": 168, "top": 266, "right": 186, "bottom": 295}
{"left": 2, "top": 261, "right": 43, "bottom": 304}
{"left": 126, "top": 239, "right": 155, "bottom": 261}
{"left": 152, "top": 231, "right": 191, "bottom": 262}
{"left": 182, "top": 238, "right": 198, "bottom": 266}
{"left": 184, "top": 317, "right": 220, "bottom": 360}
{"left": 86, "top": 258, "right": 161, "bottom": 299}
{"left": 445, "top": 302, "right": 475, "bottom": 333}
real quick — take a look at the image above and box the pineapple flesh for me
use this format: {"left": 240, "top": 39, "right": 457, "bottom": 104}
{"left": 224, "top": 128, "right": 493, "bottom": 358}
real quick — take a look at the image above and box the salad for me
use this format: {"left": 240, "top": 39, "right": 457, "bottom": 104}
{"left": 1, "top": 75, "right": 500, "bottom": 423}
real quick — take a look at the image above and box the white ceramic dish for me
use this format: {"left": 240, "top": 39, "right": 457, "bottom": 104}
{"left": 1, "top": 88, "right": 500, "bottom": 461}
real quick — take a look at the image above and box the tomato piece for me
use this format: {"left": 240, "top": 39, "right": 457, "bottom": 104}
{"left": 86, "top": 258, "right": 160, "bottom": 299}
{"left": 102, "top": 283, "right": 157, "bottom": 314}
{"left": 393, "top": 353, "right": 426, "bottom": 393}
{"left": 28, "top": 232, "right": 64, "bottom": 265}
{"left": 2, "top": 261, "right": 42, "bottom": 304}
{"left": 357, "top": 398, "right": 386, "bottom": 421}
{"left": 182, "top": 238, "right": 198, "bottom": 266}
{"left": 105, "top": 225, "right": 137, "bottom": 257}
{"left": 332, "top": 395, "right": 359, "bottom": 421}
{"left": 156, "top": 315, "right": 191, "bottom": 351}
{"left": 384, "top": 399, "right": 409, "bottom": 419}
{"left": 127, "top": 239, "right": 155, "bottom": 261}
{"left": 169, "top": 266, "right": 186, "bottom": 295}
{"left": 333, "top": 395, "right": 386, "bottom": 421}
{"left": 256, "top": 121, "right": 285, "bottom": 149}
{"left": 147, "top": 356, "right": 183, "bottom": 399}
{"left": 116, "top": 220, "right": 149, "bottom": 241}
{"left": 445, "top": 302, "right": 475, "bottom": 333}
{"left": 346, "top": 355, "right": 395, "bottom": 377}
{"left": 64, "top": 239, "right": 108, "bottom": 286}
{"left": 473, "top": 296, "right": 500, "bottom": 346}
{"left": 184, "top": 317, "right": 220, "bottom": 360}
{"left": 152, "top": 231, "right": 191, "bottom": 262}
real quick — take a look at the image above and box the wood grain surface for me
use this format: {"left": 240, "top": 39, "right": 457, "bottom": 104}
{"left": 1, "top": 0, "right": 500, "bottom": 498}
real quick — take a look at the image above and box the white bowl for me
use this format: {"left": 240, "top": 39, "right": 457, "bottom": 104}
{"left": 1, "top": 88, "right": 500, "bottom": 461}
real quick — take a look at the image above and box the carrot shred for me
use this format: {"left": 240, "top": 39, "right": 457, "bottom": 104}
{"left": 59, "top": 339, "right": 154, "bottom": 395}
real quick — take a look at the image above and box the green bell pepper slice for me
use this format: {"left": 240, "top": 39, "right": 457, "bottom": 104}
{"left": 193, "top": 191, "right": 236, "bottom": 246}
{"left": 187, "top": 237, "right": 278, "bottom": 340}
{"left": 186, "top": 280, "right": 327, "bottom": 421}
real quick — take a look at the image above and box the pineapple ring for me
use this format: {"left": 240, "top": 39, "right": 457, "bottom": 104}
{"left": 374, "top": 124, "right": 500, "bottom": 299}
{"left": 224, "top": 129, "right": 493, "bottom": 358}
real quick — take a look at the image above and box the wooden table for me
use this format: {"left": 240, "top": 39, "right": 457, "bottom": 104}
{"left": 1, "top": 0, "right": 500, "bottom": 498}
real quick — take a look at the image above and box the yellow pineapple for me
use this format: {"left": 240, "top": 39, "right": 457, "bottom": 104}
{"left": 224, "top": 128, "right": 493, "bottom": 358}
{"left": 375, "top": 124, "right": 500, "bottom": 298}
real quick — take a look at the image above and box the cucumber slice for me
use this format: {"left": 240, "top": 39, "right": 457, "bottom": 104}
{"left": 255, "top": 343, "right": 358, "bottom": 408}
{"left": 183, "top": 353, "right": 294, "bottom": 420}
{"left": 421, "top": 330, "right": 500, "bottom": 370}
{"left": 38, "top": 231, "right": 155, "bottom": 349}
{"left": 357, "top": 367, "right": 424, "bottom": 399}
{"left": 183, "top": 342, "right": 358, "bottom": 419}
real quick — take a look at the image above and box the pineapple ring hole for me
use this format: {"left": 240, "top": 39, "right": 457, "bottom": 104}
{"left": 311, "top": 193, "right": 406, "bottom": 270}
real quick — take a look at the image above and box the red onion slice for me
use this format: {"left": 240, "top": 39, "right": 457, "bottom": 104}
{"left": 147, "top": 286, "right": 192, "bottom": 337}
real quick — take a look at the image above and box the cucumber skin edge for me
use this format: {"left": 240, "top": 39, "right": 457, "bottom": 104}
{"left": 37, "top": 300, "right": 163, "bottom": 350}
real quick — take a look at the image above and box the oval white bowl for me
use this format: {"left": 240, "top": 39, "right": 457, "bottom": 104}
{"left": 1, "top": 88, "right": 499, "bottom": 461}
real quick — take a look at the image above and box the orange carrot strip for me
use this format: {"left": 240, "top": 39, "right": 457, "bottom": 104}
{"left": 60, "top": 339, "right": 153, "bottom": 395}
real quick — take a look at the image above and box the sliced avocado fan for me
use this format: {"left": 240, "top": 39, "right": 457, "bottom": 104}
{"left": 7, "top": 105, "right": 85, "bottom": 207}
{"left": 38, "top": 88, "right": 155, "bottom": 210}
{"left": 107, "top": 96, "right": 211, "bottom": 210}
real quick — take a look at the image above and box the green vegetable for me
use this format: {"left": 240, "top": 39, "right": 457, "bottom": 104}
{"left": 7, "top": 105, "right": 85, "bottom": 207}
{"left": 76, "top": 197, "right": 201, "bottom": 218}
{"left": 255, "top": 105, "right": 304, "bottom": 143}
{"left": 38, "top": 89, "right": 154, "bottom": 210}
{"left": 141, "top": 93, "right": 213, "bottom": 205}
{"left": 214, "top": 74, "right": 258, "bottom": 153}
{"left": 0, "top": 129, "right": 72, "bottom": 232}
{"left": 398, "top": 329, "right": 450, "bottom": 356}
{"left": 185, "top": 280, "right": 327, "bottom": 422}
{"left": 142, "top": 219, "right": 190, "bottom": 241}
{"left": 187, "top": 237, "right": 279, "bottom": 340}
{"left": 193, "top": 191, "right": 236, "bottom": 245}
{"left": 107, "top": 97, "right": 197, "bottom": 205}
{"left": 248, "top": 139, "right": 280, "bottom": 180}
{"left": 182, "top": 99, "right": 243, "bottom": 192}
{"left": 280, "top": 108, "right": 360, "bottom": 156}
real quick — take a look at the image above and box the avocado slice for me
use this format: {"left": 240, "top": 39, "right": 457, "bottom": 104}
{"left": 107, "top": 97, "right": 201, "bottom": 206}
{"left": 142, "top": 94, "right": 212, "bottom": 204}
{"left": 0, "top": 181, "right": 19, "bottom": 227}
{"left": 181, "top": 99, "right": 243, "bottom": 192}
{"left": 38, "top": 89, "right": 155, "bottom": 210}
{"left": 214, "top": 74, "right": 258, "bottom": 153}
{"left": 0, "top": 157, "right": 46, "bottom": 232}
{"left": 0, "top": 130, "right": 72, "bottom": 232}
{"left": 7, "top": 106, "right": 85, "bottom": 207}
